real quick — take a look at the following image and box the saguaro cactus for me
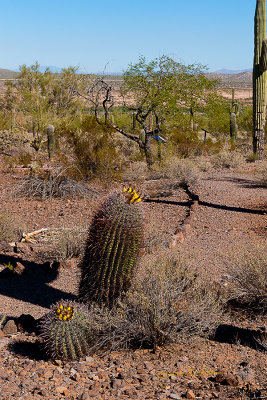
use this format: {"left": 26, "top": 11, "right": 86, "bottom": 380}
{"left": 79, "top": 187, "right": 143, "bottom": 306}
{"left": 230, "top": 89, "right": 239, "bottom": 140}
{"left": 47, "top": 124, "right": 55, "bottom": 160}
{"left": 253, "top": 0, "right": 267, "bottom": 157}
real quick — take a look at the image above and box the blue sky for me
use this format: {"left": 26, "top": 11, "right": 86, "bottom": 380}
{"left": 1, "top": 0, "right": 258, "bottom": 73}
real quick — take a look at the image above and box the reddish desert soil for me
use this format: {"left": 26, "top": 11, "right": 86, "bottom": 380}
{"left": 0, "top": 155, "right": 266, "bottom": 400}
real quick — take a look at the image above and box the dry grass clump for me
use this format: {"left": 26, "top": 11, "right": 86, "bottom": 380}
{"left": 124, "top": 157, "right": 200, "bottom": 189}
{"left": 210, "top": 151, "right": 244, "bottom": 169}
{"left": 0, "top": 211, "right": 25, "bottom": 242}
{"left": 255, "top": 165, "right": 267, "bottom": 187}
{"left": 9, "top": 168, "right": 99, "bottom": 200}
{"left": 38, "top": 226, "right": 87, "bottom": 261}
{"left": 88, "top": 252, "right": 223, "bottom": 350}
{"left": 161, "top": 157, "right": 200, "bottom": 187}
{"left": 225, "top": 250, "right": 267, "bottom": 314}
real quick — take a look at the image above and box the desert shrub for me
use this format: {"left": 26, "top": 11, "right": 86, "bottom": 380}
{"left": 246, "top": 153, "right": 259, "bottom": 163}
{"left": 225, "top": 251, "right": 266, "bottom": 313}
{"left": 161, "top": 157, "right": 200, "bottom": 187}
{"left": 210, "top": 150, "right": 244, "bottom": 169}
{"left": 238, "top": 105, "right": 253, "bottom": 135}
{"left": 0, "top": 110, "right": 11, "bottom": 130}
{"left": 46, "top": 226, "right": 87, "bottom": 261}
{"left": 124, "top": 157, "right": 200, "bottom": 189}
{"left": 169, "top": 127, "right": 201, "bottom": 158}
{"left": 169, "top": 127, "right": 223, "bottom": 158}
{"left": 17, "top": 151, "right": 32, "bottom": 166}
{"left": 58, "top": 115, "right": 124, "bottom": 181}
{"left": 0, "top": 130, "right": 27, "bottom": 153}
{"left": 256, "top": 165, "right": 267, "bottom": 187}
{"left": 0, "top": 211, "right": 25, "bottom": 242}
{"left": 88, "top": 252, "right": 223, "bottom": 350}
{"left": 9, "top": 167, "right": 99, "bottom": 200}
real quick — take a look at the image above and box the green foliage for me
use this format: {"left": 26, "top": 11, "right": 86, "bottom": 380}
{"left": 39, "top": 300, "right": 92, "bottom": 361}
{"left": 79, "top": 187, "right": 143, "bottom": 306}
{"left": 238, "top": 105, "right": 253, "bottom": 135}
{"left": 2, "top": 62, "right": 86, "bottom": 151}
{"left": 198, "top": 94, "right": 230, "bottom": 136}
{"left": 168, "top": 127, "right": 222, "bottom": 157}
{"left": 122, "top": 55, "right": 217, "bottom": 130}
{"left": 58, "top": 115, "right": 124, "bottom": 181}
{"left": 246, "top": 152, "right": 259, "bottom": 163}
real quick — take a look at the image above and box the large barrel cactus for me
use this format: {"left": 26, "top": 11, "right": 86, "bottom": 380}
{"left": 78, "top": 187, "right": 143, "bottom": 306}
{"left": 39, "top": 300, "right": 92, "bottom": 361}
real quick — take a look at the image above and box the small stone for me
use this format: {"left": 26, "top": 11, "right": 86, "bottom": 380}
{"left": 13, "top": 262, "right": 25, "bottom": 275}
{"left": 0, "top": 367, "right": 9, "bottom": 379}
{"left": 55, "top": 385, "right": 68, "bottom": 395}
{"left": 169, "top": 394, "right": 181, "bottom": 400}
{"left": 78, "top": 391, "right": 90, "bottom": 400}
{"left": 111, "top": 378, "right": 122, "bottom": 388}
{"left": 185, "top": 389, "right": 195, "bottom": 399}
{"left": 70, "top": 368, "right": 80, "bottom": 380}
{"left": 0, "top": 338, "right": 9, "bottom": 349}
{"left": 0, "top": 241, "right": 14, "bottom": 252}
{"left": 85, "top": 356, "right": 95, "bottom": 363}
{"left": 14, "top": 242, "right": 30, "bottom": 254}
{"left": 43, "top": 370, "right": 53, "bottom": 379}
{"left": 3, "top": 320, "right": 17, "bottom": 336}
{"left": 54, "top": 360, "right": 63, "bottom": 366}
{"left": 62, "top": 259, "right": 77, "bottom": 269}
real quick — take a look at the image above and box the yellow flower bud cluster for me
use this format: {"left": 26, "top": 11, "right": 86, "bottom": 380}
{"left": 55, "top": 301, "right": 74, "bottom": 321}
{"left": 123, "top": 186, "right": 142, "bottom": 204}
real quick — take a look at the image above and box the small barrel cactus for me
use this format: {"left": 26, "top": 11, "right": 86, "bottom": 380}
{"left": 78, "top": 186, "right": 143, "bottom": 306}
{"left": 38, "top": 300, "right": 92, "bottom": 361}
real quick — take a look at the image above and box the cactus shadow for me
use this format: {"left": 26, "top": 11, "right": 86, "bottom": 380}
{"left": 0, "top": 254, "right": 76, "bottom": 309}
{"left": 8, "top": 339, "right": 49, "bottom": 361}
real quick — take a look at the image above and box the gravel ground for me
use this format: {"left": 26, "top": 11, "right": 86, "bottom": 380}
{"left": 0, "top": 157, "right": 266, "bottom": 400}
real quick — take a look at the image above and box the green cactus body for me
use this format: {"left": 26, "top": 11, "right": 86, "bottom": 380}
{"left": 79, "top": 187, "right": 143, "bottom": 306}
{"left": 253, "top": 0, "right": 267, "bottom": 157}
{"left": 230, "top": 89, "right": 239, "bottom": 140}
{"left": 39, "top": 300, "right": 92, "bottom": 361}
{"left": 47, "top": 124, "right": 55, "bottom": 160}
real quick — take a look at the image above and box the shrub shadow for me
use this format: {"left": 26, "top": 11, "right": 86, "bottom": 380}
{"left": 0, "top": 254, "right": 76, "bottom": 309}
{"left": 212, "top": 324, "right": 266, "bottom": 352}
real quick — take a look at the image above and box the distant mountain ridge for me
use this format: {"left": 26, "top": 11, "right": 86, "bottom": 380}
{"left": 0, "top": 68, "right": 18, "bottom": 79}
{"left": 1, "top": 65, "right": 253, "bottom": 76}
{"left": 213, "top": 68, "right": 253, "bottom": 74}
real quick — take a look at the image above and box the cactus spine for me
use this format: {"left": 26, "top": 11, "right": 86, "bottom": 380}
{"left": 47, "top": 124, "right": 55, "bottom": 160}
{"left": 79, "top": 187, "right": 143, "bottom": 306}
{"left": 39, "top": 300, "right": 92, "bottom": 361}
{"left": 253, "top": 0, "right": 267, "bottom": 157}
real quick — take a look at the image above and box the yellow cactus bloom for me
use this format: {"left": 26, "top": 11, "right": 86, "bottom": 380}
{"left": 55, "top": 302, "right": 74, "bottom": 321}
{"left": 123, "top": 186, "right": 142, "bottom": 204}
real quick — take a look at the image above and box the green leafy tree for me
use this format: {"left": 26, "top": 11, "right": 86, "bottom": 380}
{"left": 6, "top": 62, "right": 84, "bottom": 151}
{"left": 79, "top": 55, "right": 218, "bottom": 165}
